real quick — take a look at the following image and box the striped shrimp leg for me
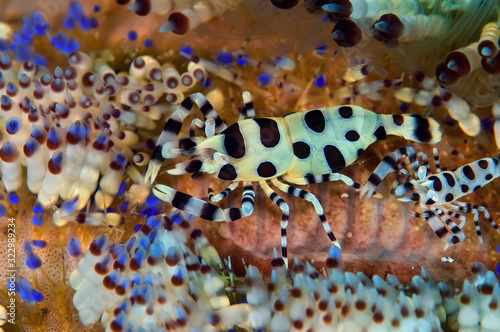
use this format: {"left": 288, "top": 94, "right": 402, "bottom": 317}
{"left": 208, "top": 182, "right": 240, "bottom": 202}
{"left": 152, "top": 182, "right": 255, "bottom": 222}
{"left": 390, "top": 150, "right": 432, "bottom": 193}
{"left": 416, "top": 207, "right": 466, "bottom": 249}
{"left": 452, "top": 201, "right": 500, "bottom": 242}
{"left": 259, "top": 181, "right": 291, "bottom": 267}
{"left": 270, "top": 178, "right": 341, "bottom": 261}
{"left": 360, "top": 145, "right": 419, "bottom": 199}
{"left": 145, "top": 92, "right": 227, "bottom": 183}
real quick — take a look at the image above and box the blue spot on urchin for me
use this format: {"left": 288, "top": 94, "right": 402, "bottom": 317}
{"left": 147, "top": 215, "right": 163, "bottom": 228}
{"left": 6, "top": 82, "right": 17, "bottom": 94}
{"left": 147, "top": 228, "right": 158, "bottom": 243}
{"left": 62, "top": 196, "right": 79, "bottom": 214}
{"left": 31, "top": 288, "right": 45, "bottom": 302}
{"left": 113, "top": 311, "right": 128, "bottom": 329}
{"left": 0, "top": 38, "right": 8, "bottom": 51}
{"left": 24, "top": 137, "right": 40, "bottom": 154}
{"left": 116, "top": 299, "right": 130, "bottom": 312}
{"left": 19, "top": 278, "right": 35, "bottom": 303}
{"left": 51, "top": 33, "right": 67, "bottom": 50}
{"left": 137, "top": 235, "right": 150, "bottom": 251}
{"left": 30, "top": 124, "right": 45, "bottom": 141}
{"left": 258, "top": 72, "right": 273, "bottom": 86}
{"left": 200, "top": 76, "right": 211, "bottom": 87}
{"left": 115, "top": 252, "right": 129, "bottom": 271}
{"left": 63, "top": 16, "right": 76, "bottom": 30}
{"left": 22, "top": 241, "right": 34, "bottom": 254}
{"left": 0, "top": 204, "right": 6, "bottom": 217}
{"left": 1, "top": 142, "right": 17, "bottom": 158}
{"left": 257, "top": 72, "right": 273, "bottom": 86}
{"left": 33, "top": 201, "right": 44, "bottom": 214}
{"left": 32, "top": 213, "right": 44, "bottom": 227}
{"left": 116, "top": 181, "right": 128, "bottom": 197}
{"left": 329, "top": 245, "right": 342, "bottom": 260}
{"left": 315, "top": 43, "right": 328, "bottom": 55}
{"left": 113, "top": 151, "right": 127, "bottom": 168}
{"left": 31, "top": 240, "right": 47, "bottom": 249}
{"left": 141, "top": 206, "right": 157, "bottom": 217}
{"left": 112, "top": 245, "right": 124, "bottom": 257}
{"left": 237, "top": 53, "right": 249, "bottom": 66}
{"left": 32, "top": 12, "right": 50, "bottom": 35}
{"left": 79, "top": 16, "right": 91, "bottom": 31}
{"left": 107, "top": 270, "right": 121, "bottom": 285}
{"left": 89, "top": 17, "right": 98, "bottom": 29}
{"left": 63, "top": 38, "right": 80, "bottom": 54}
{"left": 67, "top": 237, "right": 82, "bottom": 257}
{"left": 141, "top": 193, "right": 164, "bottom": 217}
{"left": 170, "top": 212, "right": 184, "bottom": 225}
{"left": 25, "top": 253, "right": 43, "bottom": 270}
{"left": 180, "top": 45, "right": 193, "bottom": 56}
{"left": 145, "top": 193, "right": 162, "bottom": 206}
{"left": 5, "top": 117, "right": 21, "bottom": 133}
{"left": 14, "top": 25, "right": 35, "bottom": 45}
{"left": 174, "top": 307, "right": 188, "bottom": 321}
{"left": 69, "top": 121, "right": 86, "bottom": 139}
{"left": 119, "top": 200, "right": 129, "bottom": 214}
{"left": 95, "top": 129, "right": 109, "bottom": 145}
{"left": 315, "top": 74, "right": 326, "bottom": 88}
{"left": 481, "top": 117, "right": 494, "bottom": 132}
{"left": 144, "top": 273, "right": 155, "bottom": 286}
{"left": 144, "top": 38, "right": 153, "bottom": 48}
{"left": 9, "top": 192, "right": 20, "bottom": 205}
{"left": 48, "top": 127, "right": 61, "bottom": 147}
{"left": 0, "top": 92, "right": 7, "bottom": 107}
{"left": 127, "top": 30, "right": 138, "bottom": 41}
{"left": 216, "top": 52, "right": 234, "bottom": 66}
{"left": 132, "top": 248, "right": 149, "bottom": 266}
{"left": 13, "top": 44, "right": 32, "bottom": 63}
{"left": 19, "top": 277, "right": 44, "bottom": 305}
{"left": 6, "top": 278, "right": 17, "bottom": 293}
{"left": 68, "top": 1, "right": 85, "bottom": 20}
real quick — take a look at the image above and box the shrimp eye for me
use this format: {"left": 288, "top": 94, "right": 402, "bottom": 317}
{"left": 428, "top": 190, "right": 439, "bottom": 202}
{"left": 214, "top": 152, "right": 229, "bottom": 165}
{"left": 205, "top": 119, "right": 216, "bottom": 137}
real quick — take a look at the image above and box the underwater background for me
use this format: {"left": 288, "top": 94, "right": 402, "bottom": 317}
{"left": 0, "top": 0, "right": 500, "bottom": 331}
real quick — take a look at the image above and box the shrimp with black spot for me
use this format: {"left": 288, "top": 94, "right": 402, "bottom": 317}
{"left": 361, "top": 146, "right": 500, "bottom": 247}
{"left": 146, "top": 91, "right": 442, "bottom": 266}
